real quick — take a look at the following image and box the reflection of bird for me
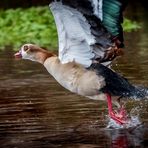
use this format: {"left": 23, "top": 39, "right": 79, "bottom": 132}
{"left": 105, "top": 126, "right": 145, "bottom": 147}
{"left": 14, "top": 0, "right": 147, "bottom": 124}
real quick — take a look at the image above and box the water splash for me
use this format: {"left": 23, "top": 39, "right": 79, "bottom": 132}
{"left": 106, "top": 107, "right": 142, "bottom": 129}
{"left": 107, "top": 116, "right": 142, "bottom": 129}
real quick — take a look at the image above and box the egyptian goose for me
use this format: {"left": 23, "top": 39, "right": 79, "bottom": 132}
{"left": 14, "top": 44, "right": 147, "bottom": 124}
{"left": 14, "top": 1, "right": 147, "bottom": 124}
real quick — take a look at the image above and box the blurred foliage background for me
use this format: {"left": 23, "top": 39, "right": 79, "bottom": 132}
{"left": 0, "top": 7, "right": 58, "bottom": 49}
{"left": 0, "top": 0, "right": 146, "bottom": 50}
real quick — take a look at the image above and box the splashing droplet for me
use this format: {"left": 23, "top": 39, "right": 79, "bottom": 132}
{"left": 106, "top": 113, "right": 142, "bottom": 129}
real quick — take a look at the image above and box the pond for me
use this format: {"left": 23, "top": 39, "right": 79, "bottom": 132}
{"left": 0, "top": 6, "right": 148, "bottom": 148}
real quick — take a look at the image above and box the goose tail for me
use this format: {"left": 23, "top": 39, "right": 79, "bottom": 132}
{"left": 88, "top": 63, "right": 148, "bottom": 100}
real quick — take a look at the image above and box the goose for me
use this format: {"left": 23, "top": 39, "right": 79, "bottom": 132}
{"left": 14, "top": 0, "right": 147, "bottom": 124}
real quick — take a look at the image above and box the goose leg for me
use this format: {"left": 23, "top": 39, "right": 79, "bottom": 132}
{"left": 106, "top": 93, "right": 127, "bottom": 124}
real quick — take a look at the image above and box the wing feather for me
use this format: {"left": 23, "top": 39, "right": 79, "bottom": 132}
{"left": 49, "top": 0, "right": 114, "bottom": 67}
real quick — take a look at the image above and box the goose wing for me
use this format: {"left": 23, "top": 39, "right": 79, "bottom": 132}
{"left": 49, "top": 0, "right": 115, "bottom": 67}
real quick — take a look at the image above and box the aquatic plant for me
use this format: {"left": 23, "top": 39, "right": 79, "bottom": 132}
{"left": 0, "top": 6, "right": 141, "bottom": 50}
{"left": 0, "top": 6, "right": 58, "bottom": 50}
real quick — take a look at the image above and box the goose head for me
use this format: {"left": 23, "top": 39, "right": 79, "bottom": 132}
{"left": 14, "top": 44, "right": 54, "bottom": 64}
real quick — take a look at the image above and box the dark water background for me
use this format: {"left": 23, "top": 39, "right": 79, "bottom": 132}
{"left": 0, "top": 3, "right": 148, "bottom": 148}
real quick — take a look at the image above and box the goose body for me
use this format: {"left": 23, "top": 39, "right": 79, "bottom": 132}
{"left": 15, "top": 0, "right": 147, "bottom": 125}
{"left": 15, "top": 44, "right": 147, "bottom": 102}
{"left": 44, "top": 56, "right": 106, "bottom": 99}
{"left": 15, "top": 43, "right": 148, "bottom": 124}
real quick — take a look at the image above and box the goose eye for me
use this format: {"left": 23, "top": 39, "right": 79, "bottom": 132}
{"left": 24, "top": 45, "right": 28, "bottom": 51}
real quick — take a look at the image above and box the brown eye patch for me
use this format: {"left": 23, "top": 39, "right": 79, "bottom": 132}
{"left": 24, "top": 45, "right": 29, "bottom": 51}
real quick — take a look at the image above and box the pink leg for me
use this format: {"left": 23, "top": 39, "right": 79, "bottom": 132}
{"left": 106, "top": 93, "right": 127, "bottom": 124}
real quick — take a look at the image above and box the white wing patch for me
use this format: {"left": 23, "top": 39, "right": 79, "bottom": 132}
{"left": 91, "top": 0, "right": 103, "bottom": 20}
{"left": 50, "top": 2, "right": 96, "bottom": 67}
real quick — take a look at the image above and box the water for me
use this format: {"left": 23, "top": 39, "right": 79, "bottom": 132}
{"left": 0, "top": 6, "right": 148, "bottom": 148}
{"left": 0, "top": 43, "right": 147, "bottom": 148}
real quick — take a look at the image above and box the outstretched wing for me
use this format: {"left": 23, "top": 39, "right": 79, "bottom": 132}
{"left": 49, "top": 0, "right": 114, "bottom": 67}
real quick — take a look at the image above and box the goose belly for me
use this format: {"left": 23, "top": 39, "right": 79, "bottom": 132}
{"left": 44, "top": 58, "right": 106, "bottom": 97}
{"left": 52, "top": 67, "right": 106, "bottom": 97}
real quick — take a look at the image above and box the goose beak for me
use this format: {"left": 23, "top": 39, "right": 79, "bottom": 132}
{"left": 14, "top": 51, "right": 22, "bottom": 59}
